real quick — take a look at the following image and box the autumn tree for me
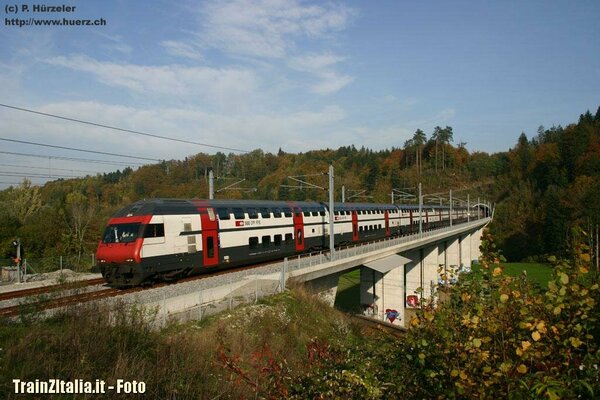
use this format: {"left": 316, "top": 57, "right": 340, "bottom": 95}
{"left": 61, "top": 191, "right": 97, "bottom": 266}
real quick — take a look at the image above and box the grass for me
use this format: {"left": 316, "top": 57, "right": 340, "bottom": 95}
{"left": 0, "top": 287, "right": 361, "bottom": 399}
{"left": 500, "top": 262, "right": 553, "bottom": 287}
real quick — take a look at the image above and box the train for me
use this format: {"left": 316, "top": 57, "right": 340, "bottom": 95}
{"left": 96, "top": 198, "right": 483, "bottom": 287}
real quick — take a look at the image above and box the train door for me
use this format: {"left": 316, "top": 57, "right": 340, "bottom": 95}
{"left": 384, "top": 210, "right": 390, "bottom": 236}
{"left": 351, "top": 211, "right": 359, "bottom": 242}
{"left": 292, "top": 206, "right": 305, "bottom": 252}
{"left": 199, "top": 207, "right": 219, "bottom": 267}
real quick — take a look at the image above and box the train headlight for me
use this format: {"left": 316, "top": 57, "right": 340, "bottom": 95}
{"left": 125, "top": 258, "right": 134, "bottom": 263}
{"left": 99, "top": 259, "right": 106, "bottom": 263}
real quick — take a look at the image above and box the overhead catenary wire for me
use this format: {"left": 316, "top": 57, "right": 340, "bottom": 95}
{"left": 0, "top": 150, "right": 146, "bottom": 166}
{"left": 0, "top": 137, "right": 161, "bottom": 162}
{"left": 0, "top": 103, "right": 251, "bottom": 153}
{"left": 0, "top": 163, "right": 99, "bottom": 174}
{"left": 0, "top": 172, "right": 84, "bottom": 179}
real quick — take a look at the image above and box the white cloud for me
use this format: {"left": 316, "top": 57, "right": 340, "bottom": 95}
{"left": 199, "top": 0, "right": 356, "bottom": 59}
{"left": 160, "top": 40, "right": 203, "bottom": 60}
{"left": 289, "top": 52, "right": 354, "bottom": 94}
{"left": 2, "top": 101, "right": 348, "bottom": 160}
{"left": 45, "top": 55, "right": 259, "bottom": 108}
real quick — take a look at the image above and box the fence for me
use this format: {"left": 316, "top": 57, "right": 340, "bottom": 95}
{"left": 0, "top": 254, "right": 97, "bottom": 283}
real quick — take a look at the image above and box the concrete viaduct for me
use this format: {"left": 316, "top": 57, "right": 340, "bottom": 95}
{"left": 287, "top": 215, "right": 491, "bottom": 328}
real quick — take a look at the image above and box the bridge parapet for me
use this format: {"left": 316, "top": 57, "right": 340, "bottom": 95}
{"left": 286, "top": 217, "right": 490, "bottom": 283}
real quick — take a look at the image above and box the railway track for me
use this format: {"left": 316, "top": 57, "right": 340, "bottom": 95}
{"left": 0, "top": 278, "right": 106, "bottom": 302}
{"left": 0, "top": 237, "right": 397, "bottom": 319}
{"left": 350, "top": 314, "right": 407, "bottom": 336}
{"left": 0, "top": 260, "right": 284, "bottom": 318}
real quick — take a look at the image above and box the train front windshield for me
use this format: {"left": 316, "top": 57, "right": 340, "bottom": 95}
{"left": 102, "top": 223, "right": 141, "bottom": 244}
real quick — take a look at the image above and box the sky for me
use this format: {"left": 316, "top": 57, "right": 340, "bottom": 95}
{"left": 1, "top": 0, "right": 599, "bottom": 189}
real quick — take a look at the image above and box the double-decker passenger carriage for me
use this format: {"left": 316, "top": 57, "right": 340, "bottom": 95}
{"left": 96, "top": 198, "right": 474, "bottom": 287}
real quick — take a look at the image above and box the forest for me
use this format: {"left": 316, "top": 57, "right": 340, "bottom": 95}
{"left": 0, "top": 107, "right": 599, "bottom": 268}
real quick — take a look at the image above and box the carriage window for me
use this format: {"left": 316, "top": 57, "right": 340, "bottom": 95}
{"left": 285, "top": 233, "right": 293, "bottom": 243}
{"left": 303, "top": 210, "right": 311, "bottom": 217}
{"left": 247, "top": 208, "right": 258, "bottom": 219}
{"left": 217, "top": 208, "right": 230, "bottom": 220}
{"left": 262, "top": 235, "right": 271, "bottom": 247}
{"left": 207, "top": 237, "right": 215, "bottom": 258}
{"left": 283, "top": 208, "right": 293, "bottom": 218}
{"left": 249, "top": 237, "right": 258, "bottom": 249}
{"left": 272, "top": 208, "right": 282, "bottom": 218}
{"left": 260, "top": 208, "right": 270, "bottom": 218}
{"left": 143, "top": 223, "right": 164, "bottom": 238}
{"left": 274, "top": 234, "right": 282, "bottom": 246}
{"left": 319, "top": 209, "right": 326, "bottom": 216}
{"left": 233, "top": 208, "right": 245, "bottom": 219}
{"left": 334, "top": 211, "right": 340, "bottom": 216}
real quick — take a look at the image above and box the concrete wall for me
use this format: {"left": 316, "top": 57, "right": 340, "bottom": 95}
{"left": 360, "top": 264, "right": 405, "bottom": 325}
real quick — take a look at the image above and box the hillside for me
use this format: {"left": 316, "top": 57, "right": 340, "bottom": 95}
{"left": 0, "top": 107, "right": 599, "bottom": 266}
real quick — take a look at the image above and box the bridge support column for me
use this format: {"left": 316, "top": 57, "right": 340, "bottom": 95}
{"left": 422, "top": 245, "right": 439, "bottom": 302}
{"left": 305, "top": 272, "right": 341, "bottom": 307}
{"left": 460, "top": 233, "right": 472, "bottom": 269}
{"left": 405, "top": 246, "right": 438, "bottom": 306}
{"left": 471, "top": 227, "right": 484, "bottom": 263}
{"left": 360, "top": 263, "right": 405, "bottom": 325}
{"left": 446, "top": 238, "right": 460, "bottom": 280}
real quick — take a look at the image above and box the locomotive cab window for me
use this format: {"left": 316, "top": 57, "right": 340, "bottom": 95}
{"left": 143, "top": 224, "right": 165, "bottom": 238}
{"left": 103, "top": 223, "right": 141, "bottom": 244}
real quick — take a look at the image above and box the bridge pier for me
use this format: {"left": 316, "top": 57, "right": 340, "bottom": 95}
{"left": 460, "top": 233, "right": 472, "bottom": 269}
{"left": 304, "top": 271, "right": 343, "bottom": 307}
{"left": 471, "top": 227, "right": 484, "bottom": 263}
{"left": 446, "top": 237, "right": 460, "bottom": 272}
{"left": 359, "top": 254, "right": 411, "bottom": 325}
{"left": 404, "top": 245, "right": 438, "bottom": 306}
